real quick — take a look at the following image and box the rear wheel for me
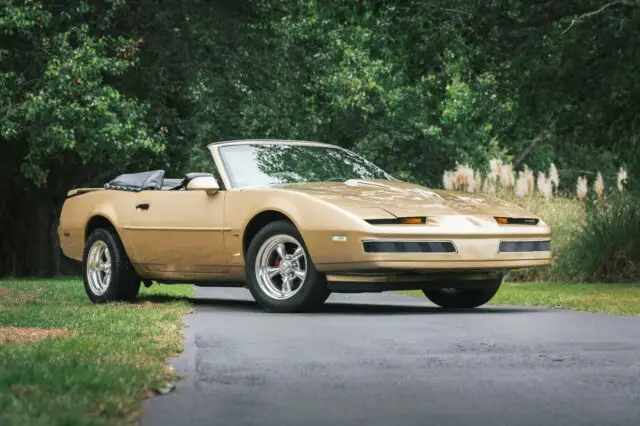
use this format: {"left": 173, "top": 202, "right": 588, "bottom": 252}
{"left": 83, "top": 228, "right": 140, "bottom": 303}
{"left": 245, "top": 221, "right": 329, "bottom": 313}
{"left": 423, "top": 277, "right": 502, "bottom": 309}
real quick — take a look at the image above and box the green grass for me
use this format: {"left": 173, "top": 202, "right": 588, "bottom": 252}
{"left": 0, "top": 279, "right": 192, "bottom": 426}
{"left": 406, "top": 282, "right": 640, "bottom": 316}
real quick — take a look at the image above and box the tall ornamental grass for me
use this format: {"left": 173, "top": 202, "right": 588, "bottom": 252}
{"left": 504, "top": 194, "right": 585, "bottom": 282}
{"left": 553, "top": 193, "right": 640, "bottom": 282}
{"left": 441, "top": 159, "right": 639, "bottom": 283}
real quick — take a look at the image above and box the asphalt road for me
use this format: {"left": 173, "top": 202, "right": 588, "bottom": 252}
{"left": 141, "top": 287, "right": 640, "bottom": 426}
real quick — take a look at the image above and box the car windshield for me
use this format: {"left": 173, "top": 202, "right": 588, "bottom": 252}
{"left": 219, "top": 143, "right": 394, "bottom": 188}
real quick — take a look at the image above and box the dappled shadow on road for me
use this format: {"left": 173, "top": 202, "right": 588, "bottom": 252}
{"left": 136, "top": 294, "right": 540, "bottom": 315}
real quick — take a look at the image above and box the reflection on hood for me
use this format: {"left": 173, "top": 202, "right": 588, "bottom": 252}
{"left": 277, "top": 179, "right": 532, "bottom": 218}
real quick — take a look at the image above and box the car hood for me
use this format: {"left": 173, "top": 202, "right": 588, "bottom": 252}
{"left": 277, "top": 179, "right": 535, "bottom": 219}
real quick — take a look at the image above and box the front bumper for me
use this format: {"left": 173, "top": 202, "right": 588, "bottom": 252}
{"left": 303, "top": 224, "right": 552, "bottom": 274}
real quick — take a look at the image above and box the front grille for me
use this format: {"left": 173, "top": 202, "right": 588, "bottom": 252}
{"left": 499, "top": 240, "right": 551, "bottom": 253}
{"left": 363, "top": 241, "right": 457, "bottom": 254}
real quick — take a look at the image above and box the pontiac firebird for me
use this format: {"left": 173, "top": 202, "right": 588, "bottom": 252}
{"left": 58, "top": 140, "right": 552, "bottom": 312}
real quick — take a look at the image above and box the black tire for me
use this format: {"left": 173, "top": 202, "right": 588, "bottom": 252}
{"left": 422, "top": 277, "right": 503, "bottom": 309}
{"left": 83, "top": 228, "right": 141, "bottom": 303}
{"left": 245, "top": 221, "right": 330, "bottom": 313}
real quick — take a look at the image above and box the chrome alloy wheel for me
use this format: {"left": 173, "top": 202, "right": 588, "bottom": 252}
{"left": 255, "top": 234, "right": 307, "bottom": 300}
{"left": 86, "top": 240, "right": 112, "bottom": 296}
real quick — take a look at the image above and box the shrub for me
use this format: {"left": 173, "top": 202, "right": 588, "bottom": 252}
{"left": 505, "top": 195, "right": 586, "bottom": 282}
{"left": 441, "top": 159, "right": 637, "bottom": 282}
{"left": 552, "top": 193, "right": 640, "bottom": 282}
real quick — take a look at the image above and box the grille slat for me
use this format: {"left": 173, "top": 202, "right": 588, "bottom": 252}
{"left": 499, "top": 240, "right": 551, "bottom": 253}
{"left": 363, "top": 241, "right": 457, "bottom": 254}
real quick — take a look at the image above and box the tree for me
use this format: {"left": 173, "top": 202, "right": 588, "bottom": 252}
{"left": 1, "top": 0, "right": 638, "bottom": 276}
{"left": 0, "top": 1, "right": 167, "bottom": 275}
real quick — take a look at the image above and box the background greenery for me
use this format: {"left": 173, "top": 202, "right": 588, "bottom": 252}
{"left": 1, "top": 0, "right": 639, "bottom": 277}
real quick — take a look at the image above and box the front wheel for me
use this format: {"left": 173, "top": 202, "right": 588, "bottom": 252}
{"left": 423, "top": 277, "right": 502, "bottom": 309}
{"left": 245, "top": 221, "right": 330, "bottom": 313}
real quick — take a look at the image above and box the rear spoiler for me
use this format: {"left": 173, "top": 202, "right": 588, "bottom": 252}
{"left": 66, "top": 188, "right": 105, "bottom": 198}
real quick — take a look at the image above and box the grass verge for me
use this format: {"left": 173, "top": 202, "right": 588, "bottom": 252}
{"left": 406, "top": 282, "right": 640, "bottom": 316}
{"left": 0, "top": 278, "right": 192, "bottom": 426}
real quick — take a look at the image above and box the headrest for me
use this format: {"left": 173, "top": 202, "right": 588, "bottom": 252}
{"left": 183, "top": 172, "right": 214, "bottom": 186}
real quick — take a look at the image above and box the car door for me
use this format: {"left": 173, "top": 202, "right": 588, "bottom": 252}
{"left": 122, "top": 188, "right": 227, "bottom": 276}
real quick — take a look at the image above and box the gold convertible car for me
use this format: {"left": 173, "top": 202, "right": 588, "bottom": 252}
{"left": 58, "top": 140, "right": 552, "bottom": 312}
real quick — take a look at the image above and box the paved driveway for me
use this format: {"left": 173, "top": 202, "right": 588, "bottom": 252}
{"left": 142, "top": 287, "right": 640, "bottom": 426}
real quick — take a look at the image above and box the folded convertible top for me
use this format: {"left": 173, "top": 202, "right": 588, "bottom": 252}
{"left": 105, "top": 170, "right": 165, "bottom": 192}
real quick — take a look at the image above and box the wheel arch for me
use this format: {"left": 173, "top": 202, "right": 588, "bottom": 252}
{"left": 84, "top": 213, "right": 144, "bottom": 277}
{"left": 85, "top": 215, "right": 116, "bottom": 240}
{"left": 242, "top": 210, "right": 297, "bottom": 255}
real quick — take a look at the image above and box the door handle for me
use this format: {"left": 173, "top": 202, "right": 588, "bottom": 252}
{"left": 136, "top": 203, "right": 150, "bottom": 210}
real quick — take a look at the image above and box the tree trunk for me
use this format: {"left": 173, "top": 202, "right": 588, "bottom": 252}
{"left": 28, "top": 193, "right": 54, "bottom": 276}
{"left": 0, "top": 185, "right": 74, "bottom": 277}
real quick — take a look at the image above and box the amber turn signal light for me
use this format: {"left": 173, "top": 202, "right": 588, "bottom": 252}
{"left": 494, "top": 216, "right": 540, "bottom": 225}
{"left": 399, "top": 217, "right": 426, "bottom": 224}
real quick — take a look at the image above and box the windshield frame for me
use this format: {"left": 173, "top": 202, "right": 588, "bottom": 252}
{"left": 209, "top": 140, "right": 394, "bottom": 189}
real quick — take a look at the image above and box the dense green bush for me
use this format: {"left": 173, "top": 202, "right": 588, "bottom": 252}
{"left": 2, "top": 0, "right": 639, "bottom": 277}
{"left": 506, "top": 193, "right": 640, "bottom": 283}
{"left": 552, "top": 194, "right": 640, "bottom": 282}
{"left": 504, "top": 195, "right": 585, "bottom": 282}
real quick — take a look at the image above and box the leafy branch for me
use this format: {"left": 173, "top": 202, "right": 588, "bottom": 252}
{"left": 562, "top": 0, "right": 640, "bottom": 34}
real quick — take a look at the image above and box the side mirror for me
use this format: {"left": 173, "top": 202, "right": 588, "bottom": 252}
{"left": 186, "top": 176, "right": 219, "bottom": 195}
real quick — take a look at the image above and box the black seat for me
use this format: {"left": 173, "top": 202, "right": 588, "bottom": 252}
{"left": 106, "top": 171, "right": 214, "bottom": 192}
{"left": 165, "top": 172, "right": 214, "bottom": 191}
{"left": 162, "top": 178, "right": 183, "bottom": 190}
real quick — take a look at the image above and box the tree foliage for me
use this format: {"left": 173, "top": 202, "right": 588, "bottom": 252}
{"left": 1, "top": 0, "right": 639, "bottom": 276}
